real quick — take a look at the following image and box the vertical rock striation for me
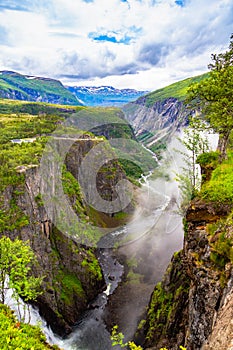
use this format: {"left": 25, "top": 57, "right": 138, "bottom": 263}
{"left": 0, "top": 136, "right": 128, "bottom": 336}
{"left": 142, "top": 199, "right": 233, "bottom": 350}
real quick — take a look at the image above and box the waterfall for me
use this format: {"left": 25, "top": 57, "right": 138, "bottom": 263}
{"left": 4, "top": 284, "right": 66, "bottom": 348}
{"left": 6, "top": 132, "right": 219, "bottom": 350}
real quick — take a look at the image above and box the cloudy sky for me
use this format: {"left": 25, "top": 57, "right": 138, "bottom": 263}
{"left": 0, "top": 0, "right": 232, "bottom": 90}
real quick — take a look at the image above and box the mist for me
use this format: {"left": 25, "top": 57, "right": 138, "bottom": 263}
{"left": 104, "top": 134, "right": 187, "bottom": 341}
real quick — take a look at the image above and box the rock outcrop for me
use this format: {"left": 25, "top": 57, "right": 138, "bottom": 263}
{"left": 142, "top": 199, "right": 233, "bottom": 350}
{"left": 123, "top": 98, "right": 190, "bottom": 148}
{"left": 1, "top": 163, "right": 105, "bottom": 336}
{"left": 0, "top": 136, "right": 129, "bottom": 336}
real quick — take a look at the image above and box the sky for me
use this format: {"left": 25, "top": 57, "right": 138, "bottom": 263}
{"left": 0, "top": 0, "right": 232, "bottom": 91}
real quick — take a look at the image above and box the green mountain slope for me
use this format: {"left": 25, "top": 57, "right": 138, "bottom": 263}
{"left": 141, "top": 72, "right": 209, "bottom": 107}
{"left": 0, "top": 71, "right": 82, "bottom": 106}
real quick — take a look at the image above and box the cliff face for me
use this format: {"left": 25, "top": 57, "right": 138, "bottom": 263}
{"left": 123, "top": 98, "right": 190, "bottom": 147}
{"left": 0, "top": 136, "right": 129, "bottom": 336}
{"left": 1, "top": 163, "right": 104, "bottom": 336}
{"left": 142, "top": 198, "right": 233, "bottom": 350}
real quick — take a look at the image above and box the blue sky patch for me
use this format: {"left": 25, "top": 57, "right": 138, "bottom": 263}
{"left": 175, "top": 0, "right": 185, "bottom": 7}
{"left": 0, "top": 0, "right": 31, "bottom": 12}
{"left": 89, "top": 33, "right": 132, "bottom": 45}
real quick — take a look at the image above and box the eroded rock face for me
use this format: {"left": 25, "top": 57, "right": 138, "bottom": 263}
{"left": 202, "top": 271, "right": 233, "bottom": 350}
{"left": 123, "top": 98, "right": 190, "bottom": 146}
{"left": 1, "top": 165, "right": 105, "bottom": 336}
{"left": 142, "top": 199, "right": 233, "bottom": 350}
{"left": 0, "top": 135, "right": 133, "bottom": 336}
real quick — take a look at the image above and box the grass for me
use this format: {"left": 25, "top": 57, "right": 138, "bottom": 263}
{"left": 0, "top": 71, "right": 81, "bottom": 105}
{"left": 0, "top": 97, "right": 83, "bottom": 115}
{"left": 200, "top": 151, "right": 233, "bottom": 203}
{"left": 143, "top": 73, "right": 209, "bottom": 106}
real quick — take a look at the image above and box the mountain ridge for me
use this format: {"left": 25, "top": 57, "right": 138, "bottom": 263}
{"left": 0, "top": 71, "right": 83, "bottom": 106}
{"left": 67, "top": 85, "right": 148, "bottom": 106}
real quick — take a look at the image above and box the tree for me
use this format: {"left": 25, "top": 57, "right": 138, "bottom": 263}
{"left": 186, "top": 34, "right": 233, "bottom": 160}
{"left": 178, "top": 117, "right": 209, "bottom": 189}
{"left": 0, "top": 236, "right": 43, "bottom": 322}
{"left": 175, "top": 117, "right": 209, "bottom": 213}
{"left": 111, "top": 325, "right": 143, "bottom": 350}
{"left": 111, "top": 326, "right": 187, "bottom": 350}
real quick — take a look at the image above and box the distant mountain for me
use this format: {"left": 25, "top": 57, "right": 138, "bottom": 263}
{"left": 67, "top": 85, "right": 148, "bottom": 106}
{"left": 0, "top": 71, "right": 83, "bottom": 105}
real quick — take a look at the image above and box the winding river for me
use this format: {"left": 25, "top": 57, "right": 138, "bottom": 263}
{"left": 36, "top": 136, "right": 185, "bottom": 349}
{"left": 13, "top": 135, "right": 196, "bottom": 350}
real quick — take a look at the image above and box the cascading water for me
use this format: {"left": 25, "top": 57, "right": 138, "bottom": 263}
{"left": 7, "top": 138, "right": 180, "bottom": 350}
{"left": 44, "top": 137, "right": 184, "bottom": 350}
{"left": 10, "top": 132, "right": 218, "bottom": 350}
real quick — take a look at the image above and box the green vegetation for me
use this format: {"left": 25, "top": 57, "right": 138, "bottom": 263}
{"left": 0, "top": 98, "right": 81, "bottom": 116}
{"left": 200, "top": 151, "right": 233, "bottom": 204}
{"left": 143, "top": 251, "right": 190, "bottom": 347}
{"left": 0, "top": 71, "right": 81, "bottom": 105}
{"left": 0, "top": 304, "right": 59, "bottom": 349}
{"left": 0, "top": 196, "right": 29, "bottom": 233}
{"left": 69, "top": 106, "right": 128, "bottom": 126}
{"left": 207, "top": 211, "right": 233, "bottom": 270}
{"left": 111, "top": 326, "right": 186, "bottom": 350}
{"left": 0, "top": 237, "right": 43, "bottom": 320}
{"left": 60, "top": 272, "right": 85, "bottom": 305}
{"left": 116, "top": 141, "right": 158, "bottom": 181}
{"left": 81, "top": 249, "right": 103, "bottom": 281}
{"left": 186, "top": 34, "right": 233, "bottom": 160}
{"left": 196, "top": 151, "right": 219, "bottom": 167}
{"left": 146, "top": 282, "right": 174, "bottom": 341}
{"left": 137, "top": 130, "right": 155, "bottom": 143}
{"left": 111, "top": 325, "right": 143, "bottom": 349}
{"left": 136, "top": 130, "right": 167, "bottom": 159}
{"left": 0, "top": 102, "right": 66, "bottom": 190}
{"left": 62, "top": 166, "right": 86, "bottom": 219}
{"left": 149, "top": 140, "right": 167, "bottom": 157}
{"left": 175, "top": 117, "right": 209, "bottom": 213}
{"left": 143, "top": 73, "right": 208, "bottom": 106}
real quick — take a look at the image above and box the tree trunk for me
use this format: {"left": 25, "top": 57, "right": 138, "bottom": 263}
{"left": 217, "top": 130, "right": 231, "bottom": 162}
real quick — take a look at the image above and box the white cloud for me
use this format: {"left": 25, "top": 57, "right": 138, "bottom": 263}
{"left": 0, "top": 0, "right": 232, "bottom": 90}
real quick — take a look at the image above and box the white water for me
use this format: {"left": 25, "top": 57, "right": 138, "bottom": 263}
{"left": 8, "top": 140, "right": 178, "bottom": 350}
{"left": 4, "top": 282, "right": 64, "bottom": 347}
{"left": 7, "top": 132, "right": 219, "bottom": 350}
{"left": 141, "top": 143, "right": 161, "bottom": 165}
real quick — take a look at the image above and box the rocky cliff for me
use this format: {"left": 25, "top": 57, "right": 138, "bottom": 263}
{"left": 123, "top": 73, "right": 209, "bottom": 153}
{"left": 141, "top": 198, "right": 233, "bottom": 350}
{"left": 123, "top": 97, "right": 190, "bottom": 151}
{"left": 0, "top": 135, "right": 130, "bottom": 336}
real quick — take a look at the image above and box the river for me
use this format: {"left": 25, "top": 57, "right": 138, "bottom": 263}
{"left": 12, "top": 133, "right": 208, "bottom": 349}
{"left": 32, "top": 136, "right": 184, "bottom": 350}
